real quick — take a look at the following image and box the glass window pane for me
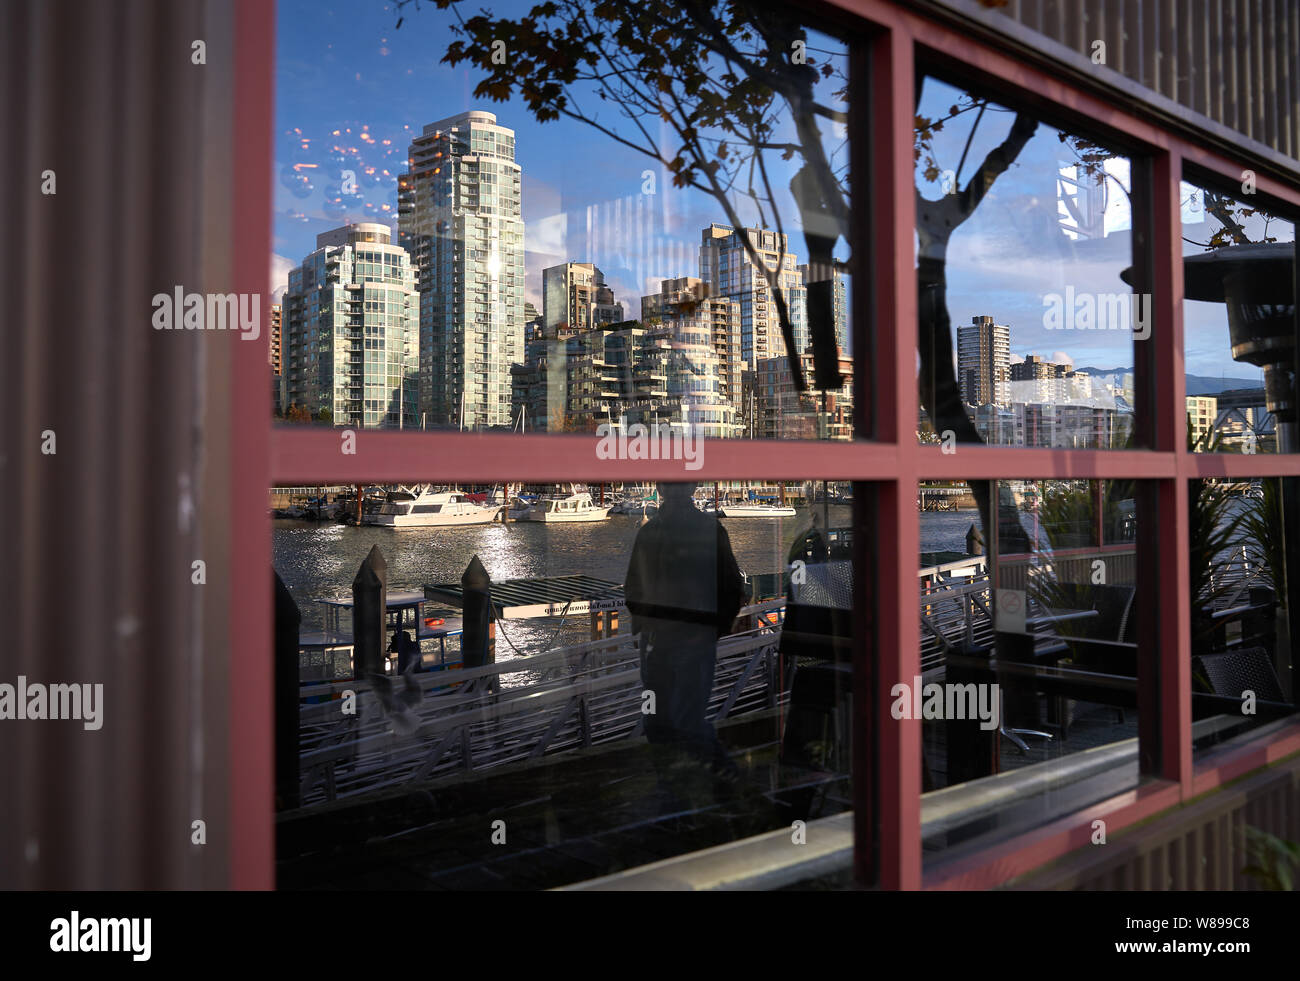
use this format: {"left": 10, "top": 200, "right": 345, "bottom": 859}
{"left": 1181, "top": 182, "right": 1296, "bottom": 455}
{"left": 918, "top": 479, "right": 1151, "bottom": 863}
{"left": 916, "top": 76, "right": 1141, "bottom": 449}
{"left": 274, "top": 479, "right": 855, "bottom": 887}
{"left": 273, "top": 2, "right": 857, "bottom": 440}
{"left": 1190, "top": 476, "right": 1298, "bottom": 754}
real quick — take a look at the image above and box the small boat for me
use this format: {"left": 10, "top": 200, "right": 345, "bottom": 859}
{"left": 369, "top": 485, "right": 501, "bottom": 528}
{"left": 515, "top": 490, "right": 612, "bottom": 523}
{"left": 506, "top": 495, "right": 538, "bottom": 520}
{"left": 611, "top": 494, "right": 659, "bottom": 515}
{"left": 718, "top": 502, "right": 797, "bottom": 518}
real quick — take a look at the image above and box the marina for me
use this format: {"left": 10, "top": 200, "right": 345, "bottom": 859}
{"left": 271, "top": 481, "right": 849, "bottom": 524}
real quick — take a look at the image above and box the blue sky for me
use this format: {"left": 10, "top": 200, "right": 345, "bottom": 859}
{"left": 273, "top": 0, "right": 848, "bottom": 322}
{"left": 915, "top": 76, "right": 1285, "bottom": 382}
{"left": 274, "top": 1, "right": 1283, "bottom": 381}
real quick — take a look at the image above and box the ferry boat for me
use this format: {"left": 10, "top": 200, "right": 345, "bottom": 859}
{"left": 299, "top": 590, "right": 466, "bottom": 702}
{"left": 515, "top": 490, "right": 612, "bottom": 523}
{"left": 369, "top": 485, "right": 501, "bottom": 528}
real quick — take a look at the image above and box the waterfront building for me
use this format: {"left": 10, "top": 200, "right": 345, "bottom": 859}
{"left": 753, "top": 351, "right": 854, "bottom": 440}
{"left": 1006, "top": 401, "right": 1128, "bottom": 449}
{"left": 270, "top": 302, "right": 284, "bottom": 415}
{"left": 958, "top": 315, "right": 1011, "bottom": 406}
{"left": 542, "top": 262, "right": 624, "bottom": 333}
{"left": 398, "top": 110, "right": 524, "bottom": 429}
{"left": 283, "top": 223, "right": 418, "bottom": 428}
{"left": 512, "top": 315, "right": 743, "bottom": 438}
{"left": 971, "top": 400, "right": 1018, "bottom": 444}
{"left": 642, "top": 276, "right": 743, "bottom": 422}
{"left": 1187, "top": 395, "right": 1218, "bottom": 447}
{"left": 798, "top": 261, "right": 849, "bottom": 353}
{"left": 1009, "top": 354, "right": 1093, "bottom": 404}
{"left": 699, "top": 223, "right": 807, "bottom": 369}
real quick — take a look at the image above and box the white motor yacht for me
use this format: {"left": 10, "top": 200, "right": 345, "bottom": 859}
{"left": 718, "top": 502, "right": 797, "bottom": 518}
{"left": 515, "top": 490, "right": 612, "bottom": 523}
{"left": 370, "top": 486, "right": 500, "bottom": 528}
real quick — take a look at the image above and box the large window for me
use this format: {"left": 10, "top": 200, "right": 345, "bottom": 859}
{"left": 273, "top": 0, "right": 858, "bottom": 442}
{"left": 917, "top": 478, "right": 1155, "bottom": 864}
{"left": 915, "top": 76, "right": 1144, "bottom": 451}
{"left": 258, "top": 0, "right": 1300, "bottom": 891}
{"left": 275, "top": 480, "right": 855, "bottom": 887}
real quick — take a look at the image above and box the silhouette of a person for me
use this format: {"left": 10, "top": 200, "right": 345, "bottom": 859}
{"left": 393, "top": 630, "right": 420, "bottom": 674}
{"left": 624, "top": 482, "right": 747, "bottom": 783}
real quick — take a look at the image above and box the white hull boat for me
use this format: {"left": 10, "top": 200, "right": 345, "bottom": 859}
{"left": 718, "top": 503, "right": 797, "bottom": 518}
{"left": 370, "top": 487, "right": 500, "bottom": 527}
{"left": 516, "top": 491, "right": 612, "bottom": 522}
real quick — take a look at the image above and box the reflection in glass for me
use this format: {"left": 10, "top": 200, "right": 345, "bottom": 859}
{"left": 274, "top": 478, "right": 853, "bottom": 887}
{"left": 1191, "top": 477, "right": 1296, "bottom": 752}
{"left": 273, "top": 1, "right": 856, "bottom": 439}
{"left": 916, "top": 76, "right": 1139, "bottom": 454}
{"left": 919, "top": 480, "right": 1146, "bottom": 862}
{"left": 1180, "top": 183, "right": 1296, "bottom": 455}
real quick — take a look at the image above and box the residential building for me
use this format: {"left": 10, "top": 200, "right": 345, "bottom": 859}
{"left": 399, "top": 110, "right": 524, "bottom": 429}
{"left": 958, "top": 315, "right": 1011, "bottom": 406}
{"left": 798, "top": 261, "right": 849, "bottom": 353}
{"left": 753, "top": 351, "right": 854, "bottom": 440}
{"left": 270, "top": 302, "right": 284, "bottom": 415}
{"left": 542, "top": 262, "right": 624, "bottom": 333}
{"left": 699, "top": 223, "right": 806, "bottom": 369}
{"left": 283, "top": 222, "right": 418, "bottom": 428}
{"left": 642, "top": 276, "right": 743, "bottom": 420}
{"left": 1186, "top": 395, "right": 1218, "bottom": 447}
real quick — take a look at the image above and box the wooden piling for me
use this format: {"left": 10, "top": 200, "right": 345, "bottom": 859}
{"left": 352, "top": 545, "right": 387, "bottom": 677}
{"left": 274, "top": 570, "right": 301, "bottom": 811}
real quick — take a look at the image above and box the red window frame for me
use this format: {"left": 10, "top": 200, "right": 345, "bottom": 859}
{"left": 229, "top": 0, "right": 1300, "bottom": 890}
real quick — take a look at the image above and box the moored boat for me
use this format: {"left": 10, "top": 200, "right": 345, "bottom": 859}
{"left": 718, "top": 502, "right": 797, "bottom": 518}
{"left": 515, "top": 490, "right": 612, "bottom": 522}
{"left": 370, "top": 485, "right": 501, "bottom": 527}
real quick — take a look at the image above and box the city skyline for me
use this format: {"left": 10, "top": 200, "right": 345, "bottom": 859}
{"left": 274, "top": 1, "right": 1280, "bottom": 410}
{"left": 274, "top": 6, "right": 1284, "bottom": 382}
{"left": 273, "top": 0, "right": 851, "bottom": 337}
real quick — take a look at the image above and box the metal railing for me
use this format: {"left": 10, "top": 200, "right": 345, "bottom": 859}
{"left": 294, "top": 599, "right": 787, "bottom": 806}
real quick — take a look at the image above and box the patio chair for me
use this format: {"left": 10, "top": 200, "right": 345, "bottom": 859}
{"left": 1193, "top": 647, "right": 1285, "bottom": 704}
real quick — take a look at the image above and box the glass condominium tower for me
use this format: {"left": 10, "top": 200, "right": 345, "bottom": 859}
{"left": 283, "top": 222, "right": 418, "bottom": 428}
{"left": 399, "top": 110, "right": 524, "bottom": 430}
{"left": 699, "top": 224, "right": 807, "bottom": 370}
{"left": 957, "top": 314, "right": 1012, "bottom": 406}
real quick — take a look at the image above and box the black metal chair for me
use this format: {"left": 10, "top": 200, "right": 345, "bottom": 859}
{"left": 1193, "top": 647, "right": 1286, "bottom": 703}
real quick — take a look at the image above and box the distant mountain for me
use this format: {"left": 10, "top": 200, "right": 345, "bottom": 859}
{"left": 1071, "top": 366, "right": 1261, "bottom": 396}
{"left": 1184, "top": 376, "right": 1263, "bottom": 396}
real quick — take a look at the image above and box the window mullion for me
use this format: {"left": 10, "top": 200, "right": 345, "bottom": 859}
{"left": 863, "top": 22, "right": 922, "bottom": 890}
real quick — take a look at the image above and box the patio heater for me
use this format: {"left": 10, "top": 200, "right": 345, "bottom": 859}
{"left": 1182, "top": 243, "right": 1296, "bottom": 452}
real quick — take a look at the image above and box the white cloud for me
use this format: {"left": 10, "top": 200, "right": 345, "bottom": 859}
{"left": 270, "top": 253, "right": 294, "bottom": 303}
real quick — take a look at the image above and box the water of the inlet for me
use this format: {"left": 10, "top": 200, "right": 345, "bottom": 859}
{"left": 274, "top": 505, "right": 977, "bottom": 656}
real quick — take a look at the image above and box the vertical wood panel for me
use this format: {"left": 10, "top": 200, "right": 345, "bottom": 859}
{"left": 0, "top": 0, "right": 234, "bottom": 888}
{"left": 956, "top": 0, "right": 1300, "bottom": 171}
